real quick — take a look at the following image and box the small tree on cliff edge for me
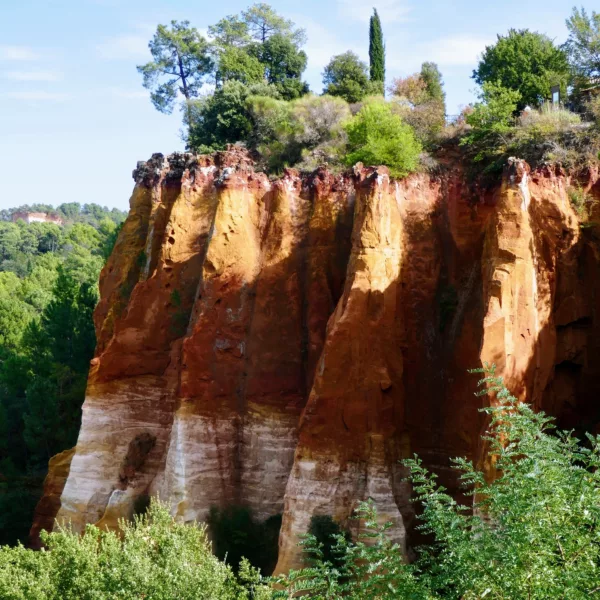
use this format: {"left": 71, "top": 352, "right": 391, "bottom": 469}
{"left": 369, "top": 8, "right": 385, "bottom": 94}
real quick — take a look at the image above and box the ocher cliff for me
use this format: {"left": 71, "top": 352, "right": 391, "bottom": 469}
{"left": 31, "top": 149, "right": 600, "bottom": 572}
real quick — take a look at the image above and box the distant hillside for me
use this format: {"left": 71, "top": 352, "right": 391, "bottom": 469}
{"left": 0, "top": 202, "right": 127, "bottom": 546}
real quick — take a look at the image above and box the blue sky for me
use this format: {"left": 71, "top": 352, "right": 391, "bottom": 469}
{"left": 0, "top": 0, "right": 592, "bottom": 210}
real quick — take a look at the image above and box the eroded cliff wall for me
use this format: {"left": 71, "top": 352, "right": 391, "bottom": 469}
{"left": 31, "top": 150, "right": 600, "bottom": 572}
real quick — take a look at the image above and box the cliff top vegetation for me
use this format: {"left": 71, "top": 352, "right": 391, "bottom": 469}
{"left": 136, "top": 4, "right": 600, "bottom": 183}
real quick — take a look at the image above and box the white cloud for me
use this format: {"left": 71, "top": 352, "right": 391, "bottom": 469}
{"left": 3, "top": 91, "right": 69, "bottom": 101}
{"left": 4, "top": 70, "right": 62, "bottom": 81}
{"left": 96, "top": 34, "right": 149, "bottom": 60}
{"left": 0, "top": 45, "right": 40, "bottom": 61}
{"left": 337, "top": 0, "right": 412, "bottom": 23}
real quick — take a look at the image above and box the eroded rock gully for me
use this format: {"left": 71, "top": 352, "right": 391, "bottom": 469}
{"left": 30, "top": 149, "right": 600, "bottom": 572}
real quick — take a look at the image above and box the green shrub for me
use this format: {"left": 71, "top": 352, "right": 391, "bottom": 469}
{"left": 461, "top": 81, "right": 521, "bottom": 165}
{"left": 461, "top": 83, "right": 599, "bottom": 177}
{"left": 274, "top": 365, "right": 600, "bottom": 598}
{"left": 186, "top": 81, "right": 281, "bottom": 153}
{"left": 343, "top": 99, "right": 422, "bottom": 177}
{"left": 0, "top": 499, "right": 269, "bottom": 599}
{"left": 393, "top": 97, "right": 446, "bottom": 147}
{"left": 247, "top": 94, "right": 350, "bottom": 172}
{"left": 585, "top": 94, "right": 600, "bottom": 126}
{"left": 568, "top": 184, "right": 597, "bottom": 221}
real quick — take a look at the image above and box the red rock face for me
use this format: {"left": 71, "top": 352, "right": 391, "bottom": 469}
{"left": 31, "top": 150, "right": 600, "bottom": 571}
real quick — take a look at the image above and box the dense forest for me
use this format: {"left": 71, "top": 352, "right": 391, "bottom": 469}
{"left": 0, "top": 203, "right": 126, "bottom": 545}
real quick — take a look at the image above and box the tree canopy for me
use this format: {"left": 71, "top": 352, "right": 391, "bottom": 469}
{"left": 565, "top": 7, "right": 600, "bottom": 89}
{"left": 322, "top": 51, "right": 375, "bottom": 103}
{"left": 473, "top": 29, "right": 570, "bottom": 110}
{"left": 420, "top": 61, "right": 445, "bottom": 107}
{"left": 137, "top": 21, "right": 213, "bottom": 114}
{"left": 242, "top": 3, "right": 306, "bottom": 45}
{"left": 0, "top": 206, "right": 126, "bottom": 546}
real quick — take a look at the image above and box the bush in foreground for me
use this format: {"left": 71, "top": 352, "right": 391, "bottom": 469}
{"left": 0, "top": 500, "right": 270, "bottom": 600}
{"left": 274, "top": 365, "right": 600, "bottom": 598}
{"left": 4, "top": 367, "right": 600, "bottom": 598}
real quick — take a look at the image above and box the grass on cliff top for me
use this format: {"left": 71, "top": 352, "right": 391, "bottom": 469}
{"left": 443, "top": 95, "right": 600, "bottom": 184}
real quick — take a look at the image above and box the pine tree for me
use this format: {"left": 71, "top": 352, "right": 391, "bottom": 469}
{"left": 369, "top": 8, "right": 385, "bottom": 92}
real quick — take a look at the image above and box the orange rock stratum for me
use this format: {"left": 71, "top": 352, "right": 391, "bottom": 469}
{"left": 31, "top": 149, "right": 600, "bottom": 572}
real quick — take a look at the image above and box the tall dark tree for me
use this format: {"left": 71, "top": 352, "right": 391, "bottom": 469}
{"left": 369, "top": 8, "right": 385, "bottom": 93}
{"left": 258, "top": 33, "right": 308, "bottom": 99}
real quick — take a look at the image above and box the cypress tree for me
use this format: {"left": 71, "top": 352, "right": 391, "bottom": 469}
{"left": 369, "top": 8, "right": 385, "bottom": 89}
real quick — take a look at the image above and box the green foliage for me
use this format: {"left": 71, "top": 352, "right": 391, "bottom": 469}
{"left": 208, "top": 505, "right": 282, "bottom": 575}
{"left": 307, "top": 515, "right": 349, "bottom": 567}
{"left": 390, "top": 63, "right": 447, "bottom": 147}
{"left": 461, "top": 81, "right": 521, "bottom": 165}
{"left": 186, "top": 81, "right": 261, "bottom": 153}
{"left": 242, "top": 3, "right": 306, "bottom": 46}
{"left": 0, "top": 499, "right": 269, "bottom": 599}
{"left": 0, "top": 210, "right": 119, "bottom": 546}
{"left": 420, "top": 62, "right": 445, "bottom": 106}
{"left": 565, "top": 7, "right": 600, "bottom": 84}
{"left": 0, "top": 204, "right": 125, "bottom": 230}
{"left": 256, "top": 34, "right": 308, "bottom": 100}
{"left": 568, "top": 184, "right": 597, "bottom": 220}
{"left": 216, "top": 46, "right": 265, "bottom": 86}
{"left": 322, "top": 51, "right": 377, "bottom": 103}
{"left": 368, "top": 9, "right": 385, "bottom": 89}
{"left": 137, "top": 20, "right": 213, "bottom": 114}
{"left": 586, "top": 93, "right": 600, "bottom": 125}
{"left": 473, "top": 29, "right": 570, "bottom": 111}
{"left": 344, "top": 99, "right": 422, "bottom": 177}
{"left": 274, "top": 366, "right": 600, "bottom": 598}
{"left": 247, "top": 94, "right": 350, "bottom": 172}
{"left": 272, "top": 502, "right": 423, "bottom": 599}
{"left": 208, "top": 5, "right": 308, "bottom": 99}
{"left": 461, "top": 83, "right": 599, "bottom": 177}
{"left": 181, "top": 2, "right": 309, "bottom": 144}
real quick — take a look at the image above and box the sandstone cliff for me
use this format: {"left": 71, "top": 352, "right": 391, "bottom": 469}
{"left": 31, "top": 149, "right": 600, "bottom": 572}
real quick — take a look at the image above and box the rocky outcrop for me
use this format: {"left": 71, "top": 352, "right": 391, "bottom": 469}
{"left": 29, "top": 448, "right": 74, "bottom": 549}
{"left": 32, "top": 149, "right": 600, "bottom": 571}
